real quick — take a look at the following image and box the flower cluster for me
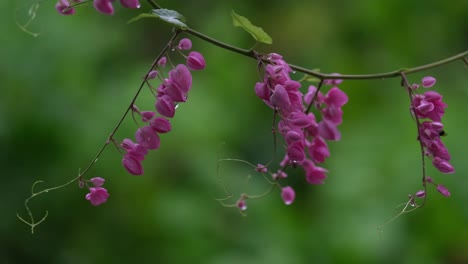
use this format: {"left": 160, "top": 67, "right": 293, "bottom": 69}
{"left": 410, "top": 76, "right": 453, "bottom": 197}
{"left": 247, "top": 54, "right": 348, "bottom": 208}
{"left": 55, "top": 0, "right": 140, "bottom": 16}
{"left": 121, "top": 38, "right": 206, "bottom": 175}
{"left": 79, "top": 177, "right": 110, "bottom": 206}
{"left": 412, "top": 76, "right": 454, "bottom": 176}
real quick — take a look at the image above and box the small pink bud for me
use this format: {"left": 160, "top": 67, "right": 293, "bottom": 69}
{"left": 255, "top": 164, "right": 268, "bottom": 173}
{"left": 158, "top": 57, "right": 167, "bottom": 67}
{"left": 177, "top": 38, "right": 192, "bottom": 50}
{"left": 86, "top": 187, "right": 109, "bottom": 206}
{"left": 187, "top": 51, "right": 206, "bottom": 71}
{"left": 147, "top": 70, "right": 158, "bottom": 80}
{"left": 281, "top": 186, "right": 296, "bottom": 205}
{"left": 422, "top": 76, "right": 436, "bottom": 88}
{"left": 150, "top": 117, "right": 172, "bottom": 133}
{"left": 141, "top": 111, "right": 156, "bottom": 122}
{"left": 237, "top": 199, "right": 247, "bottom": 211}
{"left": 93, "top": 0, "right": 114, "bottom": 15}
{"left": 90, "top": 177, "right": 105, "bottom": 187}
{"left": 415, "top": 190, "right": 426, "bottom": 198}
{"left": 425, "top": 176, "right": 433, "bottom": 183}
{"left": 119, "top": 0, "right": 140, "bottom": 8}
{"left": 436, "top": 184, "right": 451, "bottom": 197}
{"left": 55, "top": 0, "right": 75, "bottom": 15}
{"left": 411, "top": 83, "right": 420, "bottom": 90}
{"left": 78, "top": 179, "right": 85, "bottom": 189}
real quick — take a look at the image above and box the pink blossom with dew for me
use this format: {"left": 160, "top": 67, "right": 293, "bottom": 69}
{"left": 281, "top": 186, "right": 296, "bottom": 205}
{"left": 432, "top": 156, "right": 455, "bottom": 174}
{"left": 158, "top": 57, "right": 167, "bottom": 67}
{"left": 55, "top": 0, "right": 75, "bottom": 15}
{"left": 150, "top": 117, "right": 172, "bottom": 133}
{"left": 237, "top": 199, "right": 247, "bottom": 211}
{"left": 436, "top": 184, "right": 451, "bottom": 197}
{"left": 177, "top": 38, "right": 192, "bottom": 50}
{"left": 141, "top": 111, "right": 156, "bottom": 122}
{"left": 93, "top": 0, "right": 114, "bottom": 15}
{"left": 119, "top": 0, "right": 140, "bottom": 8}
{"left": 90, "top": 177, "right": 105, "bottom": 187}
{"left": 147, "top": 70, "right": 158, "bottom": 80}
{"left": 186, "top": 51, "right": 206, "bottom": 71}
{"left": 287, "top": 142, "right": 305, "bottom": 163}
{"left": 156, "top": 95, "right": 176, "bottom": 118}
{"left": 122, "top": 154, "right": 144, "bottom": 175}
{"left": 86, "top": 187, "right": 109, "bottom": 206}
{"left": 255, "top": 164, "right": 268, "bottom": 173}
{"left": 415, "top": 190, "right": 426, "bottom": 198}
{"left": 163, "top": 79, "right": 187, "bottom": 102}
{"left": 135, "top": 126, "right": 160, "bottom": 150}
{"left": 422, "top": 76, "right": 436, "bottom": 88}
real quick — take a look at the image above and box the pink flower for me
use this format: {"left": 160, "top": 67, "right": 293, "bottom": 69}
{"left": 86, "top": 187, "right": 109, "bottom": 206}
{"left": 302, "top": 160, "right": 328, "bottom": 184}
{"left": 412, "top": 91, "right": 447, "bottom": 122}
{"left": 308, "top": 136, "right": 330, "bottom": 163}
{"left": 270, "top": 84, "right": 291, "bottom": 109}
{"left": 432, "top": 156, "right": 455, "bottom": 174}
{"left": 90, "top": 177, "right": 105, "bottom": 187}
{"left": 254, "top": 82, "right": 270, "bottom": 101}
{"left": 436, "top": 184, "right": 451, "bottom": 197}
{"left": 120, "top": 0, "right": 140, "bottom": 8}
{"left": 325, "top": 87, "right": 348, "bottom": 107}
{"left": 150, "top": 117, "right": 172, "bottom": 133}
{"left": 156, "top": 95, "right": 176, "bottom": 118}
{"left": 422, "top": 76, "right": 436, "bottom": 88}
{"left": 93, "top": 0, "right": 114, "bottom": 15}
{"left": 55, "top": 0, "right": 75, "bottom": 15}
{"left": 186, "top": 51, "right": 206, "bottom": 70}
{"left": 122, "top": 154, "right": 144, "bottom": 175}
{"left": 169, "top": 64, "right": 192, "bottom": 94}
{"left": 281, "top": 186, "right": 296, "bottom": 205}
{"left": 135, "top": 126, "right": 160, "bottom": 150}
{"left": 318, "top": 119, "right": 341, "bottom": 141}
{"left": 287, "top": 142, "right": 305, "bottom": 163}
{"left": 177, "top": 38, "right": 192, "bottom": 50}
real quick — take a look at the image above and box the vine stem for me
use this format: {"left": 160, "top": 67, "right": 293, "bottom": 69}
{"left": 400, "top": 72, "right": 427, "bottom": 207}
{"left": 146, "top": 0, "right": 467, "bottom": 80}
{"left": 18, "top": 30, "right": 181, "bottom": 233}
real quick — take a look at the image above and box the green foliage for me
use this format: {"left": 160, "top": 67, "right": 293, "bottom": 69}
{"left": 231, "top": 10, "right": 272, "bottom": 44}
{"left": 128, "top": 9, "right": 187, "bottom": 29}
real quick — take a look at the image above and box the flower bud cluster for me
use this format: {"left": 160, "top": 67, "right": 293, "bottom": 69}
{"left": 414, "top": 176, "right": 451, "bottom": 198}
{"left": 412, "top": 76, "right": 454, "bottom": 175}
{"left": 55, "top": 0, "right": 140, "bottom": 16}
{"left": 251, "top": 54, "right": 348, "bottom": 206}
{"left": 121, "top": 38, "right": 206, "bottom": 175}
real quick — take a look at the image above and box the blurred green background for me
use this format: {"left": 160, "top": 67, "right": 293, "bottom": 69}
{"left": 2, "top": 0, "right": 468, "bottom": 263}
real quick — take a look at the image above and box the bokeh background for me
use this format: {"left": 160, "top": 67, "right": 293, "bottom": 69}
{"left": 2, "top": 0, "right": 468, "bottom": 263}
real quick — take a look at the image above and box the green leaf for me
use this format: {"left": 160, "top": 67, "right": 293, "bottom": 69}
{"left": 153, "top": 9, "right": 187, "bottom": 29}
{"left": 231, "top": 10, "right": 272, "bottom": 44}
{"left": 128, "top": 9, "right": 188, "bottom": 30}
